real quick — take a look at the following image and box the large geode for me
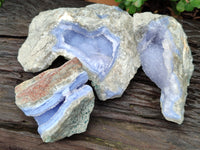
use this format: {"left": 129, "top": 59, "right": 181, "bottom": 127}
{"left": 133, "top": 12, "right": 194, "bottom": 124}
{"left": 18, "top": 4, "right": 140, "bottom": 100}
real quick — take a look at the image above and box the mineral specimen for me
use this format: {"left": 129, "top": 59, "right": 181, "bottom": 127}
{"left": 16, "top": 3, "right": 194, "bottom": 128}
{"left": 17, "top": 4, "right": 141, "bottom": 100}
{"left": 15, "top": 58, "right": 95, "bottom": 142}
{"left": 133, "top": 12, "right": 194, "bottom": 124}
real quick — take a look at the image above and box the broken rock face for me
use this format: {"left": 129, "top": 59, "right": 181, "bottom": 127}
{"left": 17, "top": 4, "right": 140, "bottom": 101}
{"left": 15, "top": 58, "right": 95, "bottom": 142}
{"left": 133, "top": 12, "right": 194, "bottom": 124}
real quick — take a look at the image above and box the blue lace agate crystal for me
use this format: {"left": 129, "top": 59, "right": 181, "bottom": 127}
{"left": 134, "top": 12, "right": 194, "bottom": 124}
{"left": 51, "top": 21, "right": 120, "bottom": 81}
{"left": 36, "top": 85, "right": 93, "bottom": 142}
{"left": 16, "top": 4, "right": 194, "bottom": 130}
{"left": 17, "top": 4, "right": 140, "bottom": 100}
{"left": 15, "top": 58, "right": 95, "bottom": 142}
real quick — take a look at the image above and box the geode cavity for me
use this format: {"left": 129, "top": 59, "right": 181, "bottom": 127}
{"left": 17, "top": 4, "right": 141, "bottom": 100}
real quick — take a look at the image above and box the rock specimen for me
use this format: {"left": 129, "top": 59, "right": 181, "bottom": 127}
{"left": 15, "top": 58, "right": 95, "bottom": 142}
{"left": 17, "top": 4, "right": 141, "bottom": 100}
{"left": 16, "top": 3, "right": 194, "bottom": 127}
{"left": 133, "top": 12, "right": 194, "bottom": 124}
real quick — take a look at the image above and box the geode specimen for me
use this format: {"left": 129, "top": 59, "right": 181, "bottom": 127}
{"left": 15, "top": 58, "right": 95, "bottom": 142}
{"left": 133, "top": 12, "right": 194, "bottom": 124}
{"left": 17, "top": 4, "right": 140, "bottom": 100}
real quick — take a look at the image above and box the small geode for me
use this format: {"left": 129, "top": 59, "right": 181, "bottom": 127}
{"left": 133, "top": 12, "right": 194, "bottom": 124}
{"left": 17, "top": 4, "right": 140, "bottom": 101}
{"left": 15, "top": 58, "right": 95, "bottom": 142}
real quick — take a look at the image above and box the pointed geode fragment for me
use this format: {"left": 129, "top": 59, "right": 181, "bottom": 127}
{"left": 17, "top": 4, "right": 140, "bottom": 100}
{"left": 133, "top": 12, "right": 194, "bottom": 124}
{"left": 15, "top": 58, "right": 94, "bottom": 142}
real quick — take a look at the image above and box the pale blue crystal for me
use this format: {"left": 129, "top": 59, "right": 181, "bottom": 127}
{"left": 105, "top": 88, "right": 123, "bottom": 99}
{"left": 137, "top": 17, "right": 183, "bottom": 122}
{"left": 34, "top": 101, "right": 64, "bottom": 126}
{"left": 37, "top": 85, "right": 93, "bottom": 136}
{"left": 51, "top": 21, "right": 120, "bottom": 81}
{"left": 96, "top": 13, "right": 108, "bottom": 19}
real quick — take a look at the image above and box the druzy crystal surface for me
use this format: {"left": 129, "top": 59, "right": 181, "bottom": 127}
{"left": 15, "top": 58, "right": 95, "bottom": 142}
{"left": 134, "top": 13, "right": 194, "bottom": 124}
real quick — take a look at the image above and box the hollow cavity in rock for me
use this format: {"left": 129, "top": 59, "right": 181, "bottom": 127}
{"left": 51, "top": 21, "right": 120, "bottom": 81}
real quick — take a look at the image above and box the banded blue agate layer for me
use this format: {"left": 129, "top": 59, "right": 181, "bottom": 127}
{"left": 51, "top": 21, "right": 120, "bottom": 81}
{"left": 22, "top": 71, "right": 88, "bottom": 116}
{"left": 134, "top": 13, "right": 194, "bottom": 124}
{"left": 15, "top": 58, "right": 95, "bottom": 142}
{"left": 36, "top": 85, "right": 94, "bottom": 142}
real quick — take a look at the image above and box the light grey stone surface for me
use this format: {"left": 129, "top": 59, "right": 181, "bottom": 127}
{"left": 133, "top": 12, "right": 194, "bottom": 124}
{"left": 18, "top": 4, "right": 141, "bottom": 101}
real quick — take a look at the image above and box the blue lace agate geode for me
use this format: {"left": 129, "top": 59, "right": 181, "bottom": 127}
{"left": 17, "top": 4, "right": 140, "bottom": 101}
{"left": 138, "top": 17, "right": 182, "bottom": 121}
{"left": 15, "top": 58, "right": 95, "bottom": 142}
{"left": 134, "top": 13, "right": 194, "bottom": 124}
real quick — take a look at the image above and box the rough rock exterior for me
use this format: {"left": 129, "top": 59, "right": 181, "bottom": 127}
{"left": 17, "top": 4, "right": 141, "bottom": 100}
{"left": 15, "top": 58, "right": 95, "bottom": 142}
{"left": 133, "top": 12, "right": 194, "bottom": 124}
